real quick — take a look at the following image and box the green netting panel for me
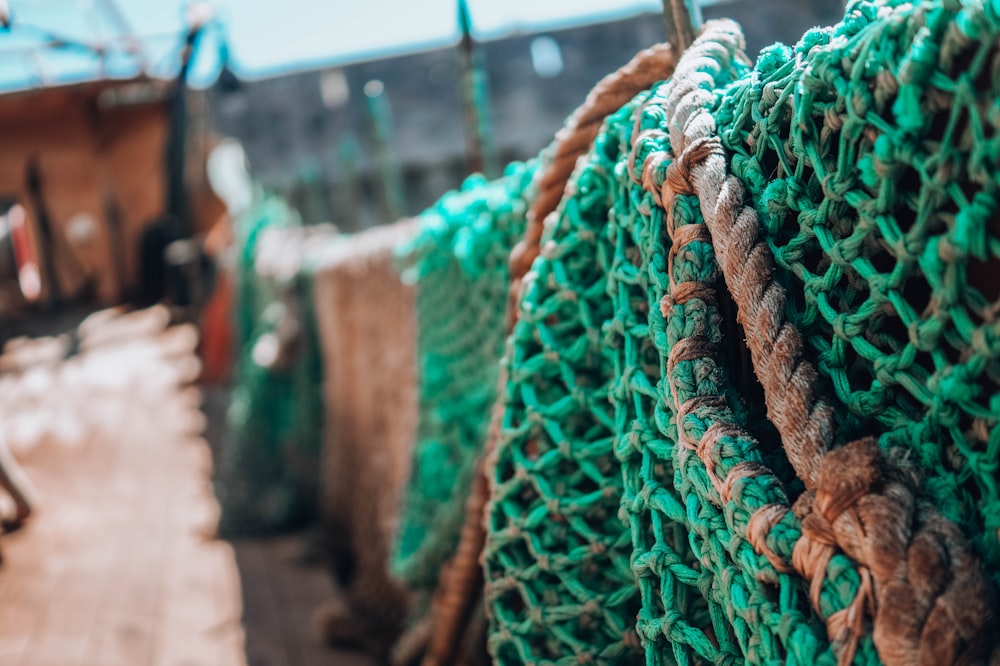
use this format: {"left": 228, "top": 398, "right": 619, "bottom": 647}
{"left": 614, "top": 77, "right": 806, "bottom": 666}
{"left": 484, "top": 101, "right": 643, "bottom": 664}
{"left": 715, "top": 0, "right": 1000, "bottom": 586}
{"left": 393, "top": 163, "right": 537, "bottom": 590}
{"left": 481, "top": 65, "right": 858, "bottom": 666}
{"left": 215, "top": 197, "right": 324, "bottom": 537}
{"left": 483, "top": 0, "right": 1000, "bottom": 661}
{"left": 605, "top": 43, "right": 880, "bottom": 665}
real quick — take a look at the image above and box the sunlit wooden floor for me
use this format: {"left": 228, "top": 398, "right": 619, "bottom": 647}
{"left": 0, "top": 307, "right": 369, "bottom": 666}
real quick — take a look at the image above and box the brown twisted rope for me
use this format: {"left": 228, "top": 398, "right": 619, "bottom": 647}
{"left": 641, "top": 19, "right": 1000, "bottom": 666}
{"left": 419, "top": 428, "right": 494, "bottom": 666}
{"left": 506, "top": 42, "right": 677, "bottom": 325}
{"left": 417, "top": 43, "right": 677, "bottom": 666}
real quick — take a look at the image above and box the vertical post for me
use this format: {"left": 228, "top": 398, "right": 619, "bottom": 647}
{"left": 457, "top": 0, "right": 496, "bottom": 178}
{"left": 364, "top": 80, "right": 405, "bottom": 223}
{"left": 24, "top": 158, "right": 63, "bottom": 308}
{"left": 164, "top": 23, "right": 203, "bottom": 238}
{"left": 335, "top": 134, "right": 362, "bottom": 231}
{"left": 662, "top": 0, "right": 702, "bottom": 58}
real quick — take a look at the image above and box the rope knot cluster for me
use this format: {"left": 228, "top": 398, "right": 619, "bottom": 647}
{"left": 790, "top": 435, "right": 999, "bottom": 666}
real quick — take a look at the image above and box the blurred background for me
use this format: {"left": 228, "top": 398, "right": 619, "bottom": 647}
{"left": 0, "top": 1, "right": 844, "bottom": 665}
{"left": 0, "top": 0, "right": 846, "bottom": 323}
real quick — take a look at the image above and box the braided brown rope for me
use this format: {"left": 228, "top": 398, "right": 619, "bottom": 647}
{"left": 418, "top": 44, "right": 677, "bottom": 666}
{"left": 643, "top": 20, "right": 1000, "bottom": 666}
{"left": 419, "top": 390, "right": 502, "bottom": 666}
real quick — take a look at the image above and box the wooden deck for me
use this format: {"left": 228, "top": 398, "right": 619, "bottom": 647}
{"left": 0, "top": 308, "right": 372, "bottom": 666}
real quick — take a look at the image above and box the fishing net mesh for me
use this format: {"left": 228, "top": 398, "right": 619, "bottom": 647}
{"left": 717, "top": 0, "right": 1000, "bottom": 585}
{"left": 479, "top": 0, "right": 1000, "bottom": 664}
{"left": 393, "top": 164, "right": 537, "bottom": 591}
{"left": 311, "top": 220, "right": 419, "bottom": 650}
{"left": 484, "top": 103, "right": 644, "bottom": 665}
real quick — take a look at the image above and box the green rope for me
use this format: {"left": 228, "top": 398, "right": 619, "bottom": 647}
{"left": 393, "top": 162, "right": 537, "bottom": 590}
{"left": 215, "top": 196, "right": 325, "bottom": 537}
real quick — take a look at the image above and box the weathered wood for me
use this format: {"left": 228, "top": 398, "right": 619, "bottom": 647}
{"left": 0, "top": 307, "right": 373, "bottom": 666}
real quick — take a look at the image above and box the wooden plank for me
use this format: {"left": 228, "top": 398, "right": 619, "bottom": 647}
{"left": 0, "top": 314, "right": 374, "bottom": 666}
{"left": 260, "top": 536, "right": 373, "bottom": 666}
{"left": 84, "top": 386, "right": 173, "bottom": 665}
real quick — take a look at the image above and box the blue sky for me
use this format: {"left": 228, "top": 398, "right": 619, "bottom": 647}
{"left": 0, "top": 0, "right": 662, "bottom": 91}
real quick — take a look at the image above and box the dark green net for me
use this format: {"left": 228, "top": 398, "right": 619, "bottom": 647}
{"left": 215, "top": 197, "right": 324, "bottom": 537}
{"left": 482, "top": 0, "right": 999, "bottom": 663}
{"left": 607, "top": 62, "right": 855, "bottom": 666}
{"left": 484, "top": 100, "right": 644, "bottom": 665}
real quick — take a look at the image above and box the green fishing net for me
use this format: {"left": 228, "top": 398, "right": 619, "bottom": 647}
{"left": 215, "top": 196, "right": 325, "bottom": 537}
{"left": 484, "top": 101, "right": 644, "bottom": 664}
{"left": 392, "top": 162, "right": 537, "bottom": 590}
{"left": 715, "top": 0, "right": 1000, "bottom": 586}
{"left": 482, "top": 0, "right": 999, "bottom": 663}
{"left": 608, "top": 56, "right": 841, "bottom": 666}
{"left": 607, "top": 30, "right": 877, "bottom": 665}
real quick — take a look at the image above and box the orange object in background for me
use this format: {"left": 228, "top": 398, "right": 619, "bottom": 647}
{"left": 8, "top": 203, "right": 41, "bottom": 303}
{"left": 199, "top": 269, "right": 233, "bottom": 384}
{"left": 198, "top": 213, "right": 235, "bottom": 384}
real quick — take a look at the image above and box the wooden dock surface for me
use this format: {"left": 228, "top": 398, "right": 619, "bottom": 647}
{"left": 0, "top": 307, "right": 371, "bottom": 666}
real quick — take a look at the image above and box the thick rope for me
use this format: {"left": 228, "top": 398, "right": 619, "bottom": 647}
{"left": 624, "top": 21, "right": 877, "bottom": 663}
{"left": 421, "top": 451, "right": 491, "bottom": 666}
{"left": 508, "top": 43, "right": 677, "bottom": 325}
{"left": 644, "top": 18, "right": 1000, "bottom": 666}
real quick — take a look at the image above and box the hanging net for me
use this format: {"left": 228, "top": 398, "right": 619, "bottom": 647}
{"left": 310, "top": 220, "right": 419, "bottom": 655}
{"left": 215, "top": 197, "right": 325, "bottom": 537}
{"left": 393, "top": 163, "right": 537, "bottom": 591}
{"left": 717, "top": 0, "right": 1000, "bottom": 588}
{"left": 483, "top": 93, "right": 649, "bottom": 666}
{"left": 479, "top": 1, "right": 1000, "bottom": 664}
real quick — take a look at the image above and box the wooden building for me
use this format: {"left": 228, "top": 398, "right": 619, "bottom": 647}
{"left": 0, "top": 75, "right": 226, "bottom": 317}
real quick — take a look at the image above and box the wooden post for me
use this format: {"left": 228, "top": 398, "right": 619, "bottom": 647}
{"left": 457, "top": 0, "right": 497, "bottom": 178}
{"left": 662, "top": 0, "right": 702, "bottom": 58}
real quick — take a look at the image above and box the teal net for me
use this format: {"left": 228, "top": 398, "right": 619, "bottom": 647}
{"left": 393, "top": 163, "right": 536, "bottom": 590}
{"left": 716, "top": 0, "right": 1000, "bottom": 585}
{"left": 481, "top": 0, "right": 1000, "bottom": 663}
{"left": 605, "top": 39, "right": 865, "bottom": 665}
{"left": 483, "top": 99, "right": 644, "bottom": 664}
